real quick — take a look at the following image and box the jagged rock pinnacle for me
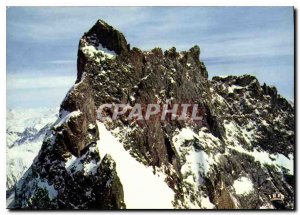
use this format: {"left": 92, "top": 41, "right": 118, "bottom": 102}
{"left": 76, "top": 19, "right": 130, "bottom": 82}
{"left": 85, "top": 19, "right": 130, "bottom": 55}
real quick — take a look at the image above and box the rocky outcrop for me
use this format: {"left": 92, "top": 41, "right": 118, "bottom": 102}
{"left": 59, "top": 76, "right": 98, "bottom": 157}
{"left": 77, "top": 20, "right": 129, "bottom": 82}
{"left": 13, "top": 141, "right": 125, "bottom": 209}
{"left": 10, "top": 19, "right": 294, "bottom": 210}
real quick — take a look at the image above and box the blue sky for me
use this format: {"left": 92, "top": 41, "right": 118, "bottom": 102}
{"left": 7, "top": 7, "right": 294, "bottom": 108}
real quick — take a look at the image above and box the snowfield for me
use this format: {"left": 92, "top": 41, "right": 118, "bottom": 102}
{"left": 172, "top": 127, "right": 217, "bottom": 209}
{"left": 96, "top": 121, "right": 175, "bottom": 209}
{"left": 233, "top": 176, "right": 254, "bottom": 195}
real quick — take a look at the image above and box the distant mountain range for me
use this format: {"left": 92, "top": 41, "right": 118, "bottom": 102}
{"left": 6, "top": 108, "right": 58, "bottom": 190}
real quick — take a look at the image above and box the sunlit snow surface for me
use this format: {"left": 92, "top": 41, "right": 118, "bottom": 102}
{"left": 223, "top": 120, "right": 294, "bottom": 174}
{"left": 53, "top": 109, "right": 82, "bottom": 128}
{"left": 172, "top": 127, "right": 217, "bottom": 208}
{"left": 233, "top": 176, "right": 254, "bottom": 195}
{"left": 6, "top": 108, "right": 58, "bottom": 189}
{"left": 6, "top": 106, "right": 294, "bottom": 209}
{"left": 81, "top": 44, "right": 115, "bottom": 62}
{"left": 96, "top": 121, "right": 175, "bottom": 209}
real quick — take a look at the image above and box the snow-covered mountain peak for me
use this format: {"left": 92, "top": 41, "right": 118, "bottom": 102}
{"left": 7, "top": 20, "right": 294, "bottom": 210}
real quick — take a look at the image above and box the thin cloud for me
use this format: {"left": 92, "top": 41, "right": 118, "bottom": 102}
{"left": 7, "top": 74, "right": 75, "bottom": 90}
{"left": 6, "top": 7, "right": 294, "bottom": 107}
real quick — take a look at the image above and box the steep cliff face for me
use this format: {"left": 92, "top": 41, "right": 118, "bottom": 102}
{"left": 9, "top": 20, "right": 294, "bottom": 209}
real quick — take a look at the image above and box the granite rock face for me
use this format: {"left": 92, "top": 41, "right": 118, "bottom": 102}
{"left": 10, "top": 20, "right": 294, "bottom": 209}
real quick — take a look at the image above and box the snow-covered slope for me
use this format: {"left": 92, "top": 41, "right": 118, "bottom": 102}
{"left": 6, "top": 108, "right": 58, "bottom": 189}
{"left": 96, "top": 121, "right": 174, "bottom": 209}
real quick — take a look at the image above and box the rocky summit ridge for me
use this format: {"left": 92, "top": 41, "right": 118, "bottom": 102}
{"left": 8, "top": 19, "right": 294, "bottom": 209}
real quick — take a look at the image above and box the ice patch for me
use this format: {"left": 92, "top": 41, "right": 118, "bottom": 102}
{"left": 200, "top": 196, "right": 215, "bottom": 209}
{"left": 233, "top": 176, "right": 254, "bottom": 195}
{"left": 84, "top": 160, "right": 98, "bottom": 175}
{"left": 228, "top": 85, "right": 243, "bottom": 93}
{"left": 170, "top": 77, "right": 176, "bottom": 84}
{"left": 65, "top": 155, "right": 77, "bottom": 169}
{"left": 37, "top": 180, "right": 58, "bottom": 200}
